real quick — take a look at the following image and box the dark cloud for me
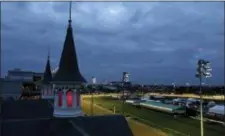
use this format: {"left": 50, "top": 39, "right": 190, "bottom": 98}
{"left": 1, "top": 2, "right": 224, "bottom": 85}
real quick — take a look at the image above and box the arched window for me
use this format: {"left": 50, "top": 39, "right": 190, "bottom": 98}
{"left": 58, "top": 90, "right": 63, "bottom": 107}
{"left": 66, "top": 90, "right": 73, "bottom": 107}
{"left": 76, "top": 90, "right": 80, "bottom": 107}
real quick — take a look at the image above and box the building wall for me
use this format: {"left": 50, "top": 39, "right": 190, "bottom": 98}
{"left": 6, "top": 69, "right": 44, "bottom": 82}
{"left": 0, "top": 78, "right": 22, "bottom": 99}
{"left": 7, "top": 69, "right": 34, "bottom": 81}
{"left": 0, "top": 69, "right": 44, "bottom": 99}
{"left": 8, "top": 76, "right": 33, "bottom": 80}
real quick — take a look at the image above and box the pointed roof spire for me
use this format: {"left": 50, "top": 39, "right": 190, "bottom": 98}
{"left": 52, "top": 1, "right": 86, "bottom": 83}
{"left": 42, "top": 46, "right": 53, "bottom": 84}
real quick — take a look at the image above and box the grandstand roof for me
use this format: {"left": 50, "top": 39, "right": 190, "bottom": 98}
{"left": 208, "top": 105, "right": 224, "bottom": 115}
{"left": 141, "top": 101, "right": 184, "bottom": 111}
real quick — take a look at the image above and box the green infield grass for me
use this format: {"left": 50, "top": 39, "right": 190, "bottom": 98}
{"left": 83, "top": 96, "right": 225, "bottom": 136}
{"left": 81, "top": 98, "right": 167, "bottom": 136}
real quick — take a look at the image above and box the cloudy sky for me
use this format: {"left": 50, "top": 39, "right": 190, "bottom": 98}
{"left": 1, "top": 2, "right": 224, "bottom": 85}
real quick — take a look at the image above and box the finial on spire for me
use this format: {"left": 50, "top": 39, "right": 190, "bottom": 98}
{"left": 48, "top": 45, "right": 50, "bottom": 60}
{"left": 69, "top": 1, "right": 72, "bottom": 25}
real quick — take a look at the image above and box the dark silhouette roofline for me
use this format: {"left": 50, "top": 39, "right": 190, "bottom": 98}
{"left": 42, "top": 52, "right": 53, "bottom": 84}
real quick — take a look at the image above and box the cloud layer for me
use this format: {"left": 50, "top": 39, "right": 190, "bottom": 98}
{"left": 1, "top": 2, "right": 224, "bottom": 85}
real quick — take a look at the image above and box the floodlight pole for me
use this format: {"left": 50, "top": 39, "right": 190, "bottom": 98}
{"left": 199, "top": 73, "right": 204, "bottom": 136}
{"left": 122, "top": 82, "right": 125, "bottom": 115}
{"left": 224, "top": 87, "right": 225, "bottom": 126}
{"left": 196, "top": 59, "right": 212, "bottom": 136}
{"left": 91, "top": 77, "right": 96, "bottom": 116}
{"left": 122, "top": 72, "right": 126, "bottom": 116}
{"left": 196, "top": 59, "right": 204, "bottom": 136}
{"left": 91, "top": 86, "right": 94, "bottom": 116}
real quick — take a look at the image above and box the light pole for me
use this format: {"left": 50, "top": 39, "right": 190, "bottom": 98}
{"left": 121, "top": 72, "right": 129, "bottom": 115}
{"left": 185, "top": 82, "right": 190, "bottom": 93}
{"left": 91, "top": 76, "right": 96, "bottom": 116}
{"left": 224, "top": 87, "right": 225, "bottom": 126}
{"left": 172, "top": 82, "right": 176, "bottom": 93}
{"left": 196, "top": 59, "right": 212, "bottom": 136}
{"left": 141, "top": 85, "right": 144, "bottom": 98}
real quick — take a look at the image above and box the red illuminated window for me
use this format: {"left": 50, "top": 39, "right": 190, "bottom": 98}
{"left": 58, "top": 90, "right": 63, "bottom": 107}
{"left": 76, "top": 91, "right": 80, "bottom": 106}
{"left": 66, "top": 90, "right": 73, "bottom": 107}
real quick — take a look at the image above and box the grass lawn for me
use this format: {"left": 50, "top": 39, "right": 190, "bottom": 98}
{"left": 83, "top": 96, "right": 225, "bottom": 136}
{"left": 81, "top": 98, "right": 166, "bottom": 136}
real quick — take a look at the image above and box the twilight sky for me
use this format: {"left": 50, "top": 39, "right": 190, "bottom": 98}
{"left": 1, "top": 2, "right": 224, "bottom": 85}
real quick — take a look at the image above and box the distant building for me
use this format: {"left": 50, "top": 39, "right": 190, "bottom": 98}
{"left": 6, "top": 68, "right": 44, "bottom": 82}
{"left": 109, "top": 81, "right": 132, "bottom": 87}
{"left": 33, "top": 72, "right": 44, "bottom": 79}
{"left": 0, "top": 78, "right": 22, "bottom": 99}
{"left": 92, "top": 76, "right": 97, "bottom": 84}
{"left": 6, "top": 68, "right": 33, "bottom": 81}
{"left": 0, "top": 69, "right": 44, "bottom": 99}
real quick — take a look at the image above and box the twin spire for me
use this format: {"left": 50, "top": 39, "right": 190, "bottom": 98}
{"left": 51, "top": 1, "right": 86, "bottom": 83}
{"left": 42, "top": 46, "right": 52, "bottom": 84}
{"left": 42, "top": 1, "right": 87, "bottom": 84}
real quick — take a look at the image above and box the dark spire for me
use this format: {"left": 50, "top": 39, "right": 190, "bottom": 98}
{"left": 42, "top": 47, "right": 53, "bottom": 84}
{"left": 52, "top": 1, "right": 86, "bottom": 83}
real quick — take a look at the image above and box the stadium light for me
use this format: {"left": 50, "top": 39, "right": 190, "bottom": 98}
{"left": 172, "top": 82, "right": 176, "bottom": 92}
{"left": 196, "top": 59, "right": 212, "bottom": 136}
{"left": 172, "top": 82, "right": 176, "bottom": 88}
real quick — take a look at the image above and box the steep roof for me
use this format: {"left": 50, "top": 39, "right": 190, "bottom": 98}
{"left": 0, "top": 100, "right": 134, "bottom": 136}
{"left": 70, "top": 115, "right": 134, "bottom": 136}
{"left": 1, "top": 100, "right": 53, "bottom": 119}
{"left": 52, "top": 19, "right": 86, "bottom": 83}
{"left": 42, "top": 55, "right": 53, "bottom": 84}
